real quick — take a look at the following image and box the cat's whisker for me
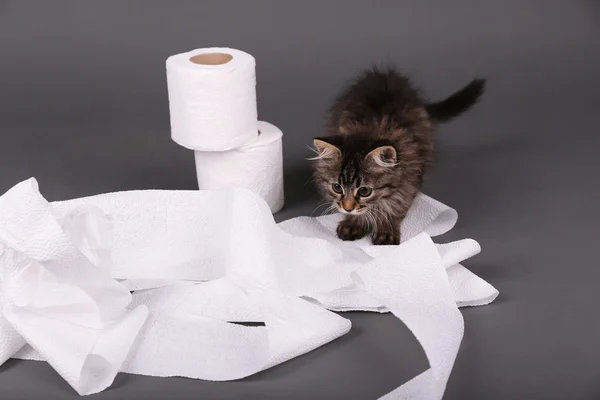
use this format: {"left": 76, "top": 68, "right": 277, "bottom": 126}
{"left": 369, "top": 209, "right": 381, "bottom": 229}
{"left": 365, "top": 210, "right": 377, "bottom": 232}
{"left": 367, "top": 207, "right": 390, "bottom": 232}
{"left": 312, "top": 199, "right": 338, "bottom": 217}
{"left": 320, "top": 205, "right": 338, "bottom": 217}
{"left": 311, "top": 200, "right": 332, "bottom": 216}
{"left": 317, "top": 206, "right": 335, "bottom": 216}
{"left": 304, "top": 176, "right": 316, "bottom": 186}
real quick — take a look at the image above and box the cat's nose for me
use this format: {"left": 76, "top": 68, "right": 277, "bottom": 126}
{"left": 341, "top": 199, "right": 355, "bottom": 212}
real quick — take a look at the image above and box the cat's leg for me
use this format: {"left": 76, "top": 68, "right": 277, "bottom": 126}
{"left": 371, "top": 212, "right": 405, "bottom": 245}
{"left": 336, "top": 215, "right": 369, "bottom": 241}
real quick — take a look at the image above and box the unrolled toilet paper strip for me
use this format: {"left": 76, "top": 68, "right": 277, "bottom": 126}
{"left": 47, "top": 188, "right": 459, "bottom": 285}
{"left": 12, "top": 240, "right": 474, "bottom": 399}
{"left": 166, "top": 47, "right": 258, "bottom": 151}
{"left": 0, "top": 179, "right": 149, "bottom": 395}
{"left": 194, "top": 121, "right": 285, "bottom": 213}
{"left": 0, "top": 178, "right": 498, "bottom": 398}
{"left": 120, "top": 282, "right": 353, "bottom": 381}
{"left": 352, "top": 234, "right": 464, "bottom": 400}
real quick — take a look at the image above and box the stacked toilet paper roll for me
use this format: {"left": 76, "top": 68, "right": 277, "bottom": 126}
{"left": 166, "top": 47, "right": 284, "bottom": 213}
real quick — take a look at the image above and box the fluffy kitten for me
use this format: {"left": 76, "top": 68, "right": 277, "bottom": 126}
{"left": 310, "top": 67, "right": 485, "bottom": 245}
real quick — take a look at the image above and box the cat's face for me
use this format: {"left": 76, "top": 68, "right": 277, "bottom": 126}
{"left": 310, "top": 137, "right": 398, "bottom": 216}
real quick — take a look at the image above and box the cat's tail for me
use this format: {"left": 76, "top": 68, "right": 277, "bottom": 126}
{"left": 425, "top": 79, "right": 485, "bottom": 123}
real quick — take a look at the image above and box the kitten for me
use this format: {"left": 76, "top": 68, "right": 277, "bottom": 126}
{"left": 310, "top": 67, "right": 485, "bottom": 245}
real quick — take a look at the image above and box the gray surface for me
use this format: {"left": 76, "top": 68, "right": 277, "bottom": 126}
{"left": 1, "top": 1, "right": 599, "bottom": 399}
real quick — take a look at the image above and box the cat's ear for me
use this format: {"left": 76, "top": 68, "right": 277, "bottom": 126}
{"left": 365, "top": 145, "right": 397, "bottom": 167}
{"left": 310, "top": 138, "right": 341, "bottom": 160}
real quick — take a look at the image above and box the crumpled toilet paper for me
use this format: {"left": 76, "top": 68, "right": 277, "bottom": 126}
{"left": 0, "top": 179, "right": 149, "bottom": 395}
{"left": 0, "top": 178, "right": 498, "bottom": 399}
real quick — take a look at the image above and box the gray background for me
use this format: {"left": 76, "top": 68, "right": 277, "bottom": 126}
{"left": 1, "top": 1, "right": 599, "bottom": 399}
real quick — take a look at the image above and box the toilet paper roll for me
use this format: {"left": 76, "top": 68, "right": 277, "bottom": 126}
{"left": 194, "top": 121, "right": 284, "bottom": 213}
{"left": 166, "top": 47, "right": 258, "bottom": 151}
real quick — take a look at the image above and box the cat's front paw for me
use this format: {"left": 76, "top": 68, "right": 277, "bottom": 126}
{"left": 336, "top": 220, "right": 368, "bottom": 241}
{"left": 372, "top": 231, "right": 400, "bottom": 245}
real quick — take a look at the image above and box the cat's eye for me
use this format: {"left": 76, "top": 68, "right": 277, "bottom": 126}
{"left": 358, "top": 186, "right": 372, "bottom": 197}
{"left": 332, "top": 183, "right": 343, "bottom": 194}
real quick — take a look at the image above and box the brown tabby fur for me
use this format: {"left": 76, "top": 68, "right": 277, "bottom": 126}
{"left": 310, "top": 67, "right": 485, "bottom": 245}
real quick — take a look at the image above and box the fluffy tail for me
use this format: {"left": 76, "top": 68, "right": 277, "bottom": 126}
{"left": 425, "top": 79, "right": 486, "bottom": 123}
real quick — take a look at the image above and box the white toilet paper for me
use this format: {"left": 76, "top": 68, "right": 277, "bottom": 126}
{"left": 0, "top": 178, "right": 499, "bottom": 398}
{"left": 0, "top": 179, "right": 149, "bottom": 395}
{"left": 352, "top": 234, "right": 464, "bottom": 400}
{"left": 194, "top": 121, "right": 285, "bottom": 213}
{"left": 166, "top": 47, "right": 258, "bottom": 151}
